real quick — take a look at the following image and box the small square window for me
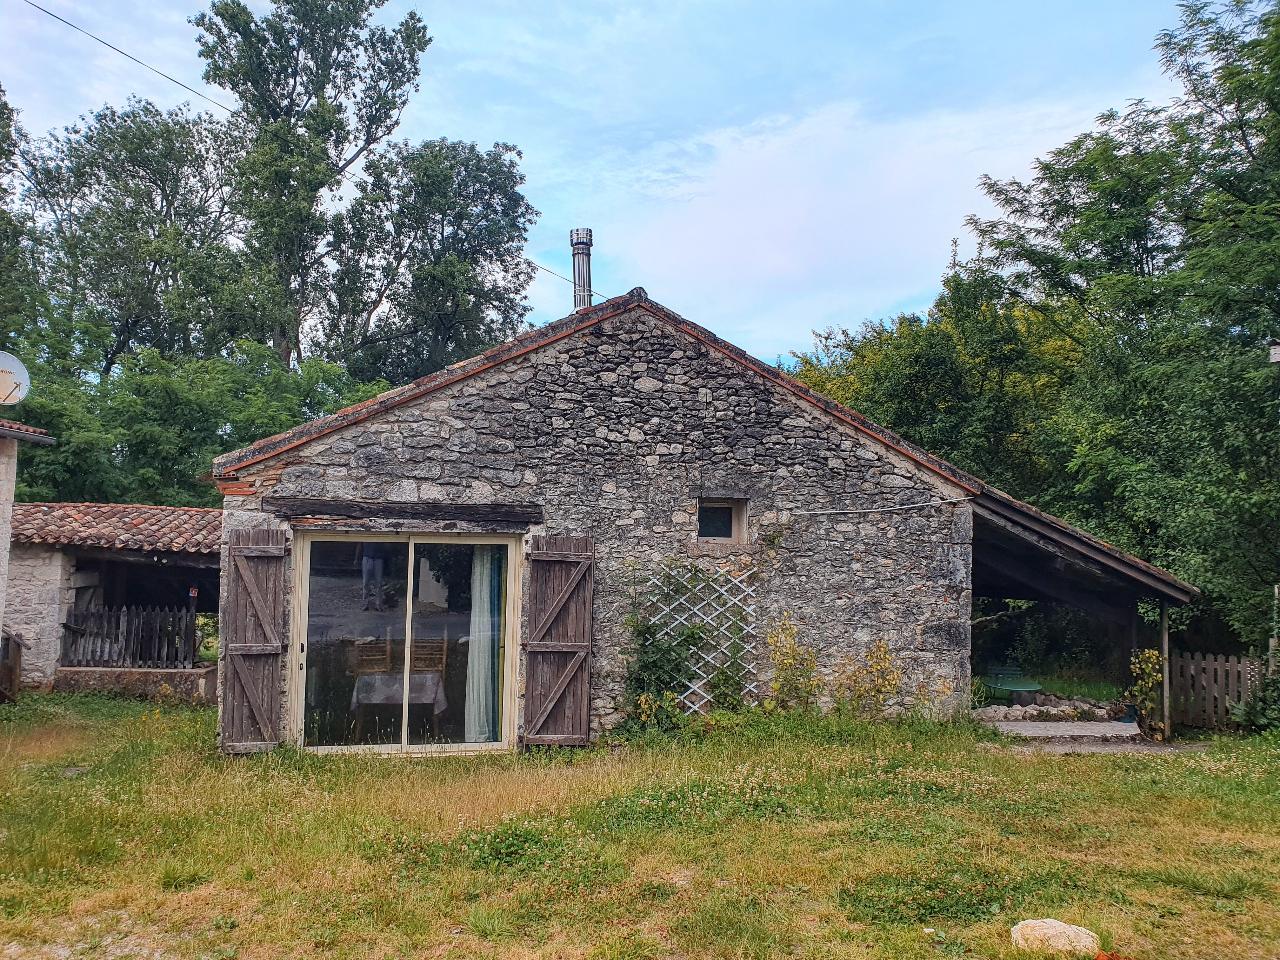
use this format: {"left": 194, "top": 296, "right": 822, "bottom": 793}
{"left": 697, "top": 498, "right": 746, "bottom": 542}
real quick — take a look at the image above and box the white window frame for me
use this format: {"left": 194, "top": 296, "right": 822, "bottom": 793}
{"left": 697, "top": 498, "right": 747, "bottom": 544}
{"left": 287, "top": 531, "right": 522, "bottom": 755}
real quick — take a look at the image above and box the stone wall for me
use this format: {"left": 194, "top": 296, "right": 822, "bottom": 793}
{"left": 4, "top": 542, "right": 73, "bottom": 685}
{"left": 53, "top": 663, "right": 217, "bottom": 704}
{"left": 0, "top": 437, "right": 17, "bottom": 634}
{"left": 222, "top": 302, "right": 974, "bottom": 741}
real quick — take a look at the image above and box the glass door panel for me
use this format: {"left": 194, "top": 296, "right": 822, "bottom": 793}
{"left": 303, "top": 540, "right": 410, "bottom": 747}
{"left": 407, "top": 543, "right": 507, "bottom": 745}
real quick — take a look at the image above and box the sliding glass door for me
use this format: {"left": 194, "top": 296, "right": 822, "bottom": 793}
{"left": 302, "top": 539, "right": 410, "bottom": 747}
{"left": 300, "top": 536, "right": 512, "bottom": 751}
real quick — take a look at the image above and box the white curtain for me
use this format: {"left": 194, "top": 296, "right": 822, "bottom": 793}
{"left": 464, "top": 546, "right": 497, "bottom": 741}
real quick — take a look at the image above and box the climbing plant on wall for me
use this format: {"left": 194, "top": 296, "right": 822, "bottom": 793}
{"left": 626, "top": 561, "right": 759, "bottom": 714}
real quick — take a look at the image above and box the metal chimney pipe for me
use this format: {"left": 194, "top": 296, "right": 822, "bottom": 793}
{"left": 570, "top": 227, "right": 593, "bottom": 309}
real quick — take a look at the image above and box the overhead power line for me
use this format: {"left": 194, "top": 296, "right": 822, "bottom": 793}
{"left": 22, "top": 0, "right": 236, "bottom": 115}
{"left": 20, "top": 0, "right": 610, "bottom": 305}
{"left": 525, "top": 259, "right": 608, "bottom": 302}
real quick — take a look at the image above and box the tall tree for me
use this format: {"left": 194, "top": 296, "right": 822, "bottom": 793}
{"left": 325, "top": 138, "right": 537, "bottom": 383}
{"left": 797, "top": 1, "right": 1280, "bottom": 647}
{"left": 1, "top": 2, "right": 538, "bottom": 505}
{"left": 0, "top": 84, "right": 46, "bottom": 359}
{"left": 192, "top": 0, "right": 432, "bottom": 366}
{"left": 1159, "top": 0, "right": 1280, "bottom": 337}
{"left": 17, "top": 100, "right": 249, "bottom": 378}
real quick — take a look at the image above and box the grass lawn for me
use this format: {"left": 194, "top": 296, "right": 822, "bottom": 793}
{"left": 1, "top": 695, "right": 1278, "bottom": 960}
{"left": 1032, "top": 678, "right": 1125, "bottom": 704}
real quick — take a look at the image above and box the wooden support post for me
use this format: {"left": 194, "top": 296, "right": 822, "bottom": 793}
{"left": 1270, "top": 583, "right": 1278, "bottom": 677}
{"left": 1160, "top": 599, "right": 1171, "bottom": 740}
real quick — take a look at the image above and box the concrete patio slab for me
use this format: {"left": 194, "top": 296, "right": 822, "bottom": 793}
{"left": 1004, "top": 739, "right": 1208, "bottom": 754}
{"left": 990, "top": 720, "right": 1142, "bottom": 740}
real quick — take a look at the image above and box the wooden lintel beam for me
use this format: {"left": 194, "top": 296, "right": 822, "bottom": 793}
{"left": 262, "top": 496, "right": 543, "bottom": 525}
{"left": 68, "top": 546, "right": 221, "bottom": 570}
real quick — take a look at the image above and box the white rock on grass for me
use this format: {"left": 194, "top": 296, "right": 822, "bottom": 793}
{"left": 1011, "top": 919, "right": 1101, "bottom": 955}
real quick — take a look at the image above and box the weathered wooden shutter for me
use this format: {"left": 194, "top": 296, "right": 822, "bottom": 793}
{"left": 0, "top": 628, "right": 26, "bottom": 705}
{"left": 522, "top": 535, "right": 594, "bottom": 746}
{"left": 220, "top": 528, "right": 287, "bottom": 753}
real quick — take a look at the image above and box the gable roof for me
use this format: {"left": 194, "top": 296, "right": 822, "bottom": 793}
{"left": 213, "top": 288, "right": 981, "bottom": 489}
{"left": 11, "top": 502, "right": 223, "bottom": 555}
{"left": 213, "top": 287, "right": 1196, "bottom": 603}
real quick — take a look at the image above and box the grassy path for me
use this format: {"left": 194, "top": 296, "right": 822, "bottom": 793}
{"left": 1, "top": 695, "right": 1277, "bottom": 959}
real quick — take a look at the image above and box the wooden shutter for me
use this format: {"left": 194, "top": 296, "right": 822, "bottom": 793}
{"left": 522, "top": 535, "right": 593, "bottom": 746}
{"left": 0, "top": 628, "right": 25, "bottom": 705}
{"left": 220, "top": 528, "right": 287, "bottom": 753}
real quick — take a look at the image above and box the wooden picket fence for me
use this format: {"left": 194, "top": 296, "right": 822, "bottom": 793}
{"left": 1171, "top": 649, "right": 1264, "bottom": 729}
{"left": 62, "top": 606, "right": 197, "bottom": 669}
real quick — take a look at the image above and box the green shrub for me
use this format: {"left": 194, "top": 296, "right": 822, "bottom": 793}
{"left": 1126, "top": 648, "right": 1164, "bottom": 738}
{"left": 195, "top": 614, "right": 219, "bottom": 662}
{"left": 1232, "top": 672, "right": 1280, "bottom": 732}
{"left": 707, "top": 637, "right": 750, "bottom": 712}
{"left": 622, "top": 616, "right": 700, "bottom": 730}
{"left": 1010, "top": 606, "right": 1120, "bottom": 679}
{"left": 623, "top": 617, "right": 697, "bottom": 699}
{"left": 830, "top": 639, "right": 902, "bottom": 717}
{"left": 763, "top": 612, "right": 819, "bottom": 710}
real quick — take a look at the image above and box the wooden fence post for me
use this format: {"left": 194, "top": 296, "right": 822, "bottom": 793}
{"left": 1271, "top": 583, "right": 1278, "bottom": 678}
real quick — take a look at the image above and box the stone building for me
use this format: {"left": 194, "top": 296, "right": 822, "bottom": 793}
{"left": 212, "top": 289, "right": 1195, "bottom": 755}
{"left": 4, "top": 502, "right": 221, "bottom": 686}
{"left": 0, "top": 417, "right": 55, "bottom": 700}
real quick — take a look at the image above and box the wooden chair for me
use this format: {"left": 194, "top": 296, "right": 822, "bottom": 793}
{"left": 353, "top": 637, "right": 393, "bottom": 674}
{"left": 348, "top": 633, "right": 447, "bottom": 740}
{"left": 351, "top": 636, "right": 394, "bottom": 742}
{"left": 410, "top": 630, "right": 448, "bottom": 738}
{"left": 410, "top": 635, "right": 448, "bottom": 674}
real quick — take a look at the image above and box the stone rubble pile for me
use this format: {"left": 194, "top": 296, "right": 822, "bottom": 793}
{"left": 972, "top": 692, "right": 1115, "bottom": 723}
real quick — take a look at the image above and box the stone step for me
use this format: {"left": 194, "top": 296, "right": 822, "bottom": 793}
{"left": 988, "top": 720, "right": 1142, "bottom": 741}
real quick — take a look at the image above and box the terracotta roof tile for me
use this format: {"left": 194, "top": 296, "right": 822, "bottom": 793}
{"left": 0, "top": 418, "right": 53, "bottom": 443}
{"left": 10, "top": 502, "right": 222, "bottom": 555}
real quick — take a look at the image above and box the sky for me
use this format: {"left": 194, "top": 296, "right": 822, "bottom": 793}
{"left": 1, "top": 0, "right": 1184, "bottom": 361}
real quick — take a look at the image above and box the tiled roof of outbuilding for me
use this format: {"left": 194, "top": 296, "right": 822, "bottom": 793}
{"left": 0, "top": 418, "right": 54, "bottom": 444}
{"left": 10, "top": 502, "right": 222, "bottom": 555}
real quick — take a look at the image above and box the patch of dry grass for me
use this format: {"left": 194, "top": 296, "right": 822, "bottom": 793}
{"left": 0, "top": 696, "right": 1277, "bottom": 959}
{"left": 0, "top": 723, "right": 93, "bottom": 769}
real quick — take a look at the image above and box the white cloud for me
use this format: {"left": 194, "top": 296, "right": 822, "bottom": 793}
{"left": 2, "top": 0, "right": 1176, "bottom": 364}
{"left": 564, "top": 96, "right": 1150, "bottom": 360}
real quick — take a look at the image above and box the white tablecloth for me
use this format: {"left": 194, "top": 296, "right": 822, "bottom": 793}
{"left": 351, "top": 671, "right": 447, "bottom": 715}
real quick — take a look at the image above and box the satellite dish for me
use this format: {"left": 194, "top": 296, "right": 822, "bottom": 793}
{"left": 0, "top": 352, "right": 31, "bottom": 405}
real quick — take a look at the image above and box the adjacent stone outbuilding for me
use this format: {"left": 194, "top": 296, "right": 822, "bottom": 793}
{"left": 5, "top": 540, "right": 74, "bottom": 684}
{"left": 211, "top": 289, "right": 1194, "bottom": 755}
{"left": 3, "top": 502, "right": 222, "bottom": 686}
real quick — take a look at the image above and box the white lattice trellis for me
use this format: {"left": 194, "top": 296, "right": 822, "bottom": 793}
{"left": 639, "top": 564, "right": 758, "bottom": 713}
